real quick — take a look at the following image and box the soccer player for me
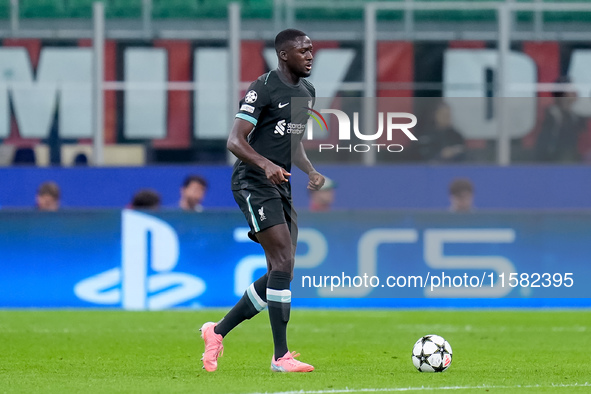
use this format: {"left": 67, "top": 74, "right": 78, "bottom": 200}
{"left": 200, "top": 29, "right": 324, "bottom": 373}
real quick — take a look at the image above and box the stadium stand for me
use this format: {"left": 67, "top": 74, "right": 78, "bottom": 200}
{"left": 0, "top": 1, "right": 9, "bottom": 19}
{"left": 3, "top": 0, "right": 591, "bottom": 167}
{"left": 14, "top": 0, "right": 275, "bottom": 19}
{"left": 8, "top": 0, "right": 591, "bottom": 22}
{"left": 152, "top": 0, "right": 200, "bottom": 19}
{"left": 151, "top": 0, "right": 273, "bottom": 19}
{"left": 19, "top": 0, "right": 65, "bottom": 18}
{"left": 242, "top": 0, "right": 274, "bottom": 19}
{"left": 60, "top": 0, "right": 142, "bottom": 19}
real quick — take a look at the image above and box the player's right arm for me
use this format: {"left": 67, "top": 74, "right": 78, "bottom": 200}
{"left": 227, "top": 118, "right": 290, "bottom": 184}
{"left": 228, "top": 76, "right": 290, "bottom": 184}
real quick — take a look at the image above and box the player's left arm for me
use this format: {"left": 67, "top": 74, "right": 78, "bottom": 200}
{"left": 294, "top": 142, "right": 325, "bottom": 191}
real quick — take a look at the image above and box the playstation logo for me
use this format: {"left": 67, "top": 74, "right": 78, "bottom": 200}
{"left": 74, "top": 210, "right": 205, "bottom": 310}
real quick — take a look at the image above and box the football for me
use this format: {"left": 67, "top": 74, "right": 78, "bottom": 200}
{"left": 412, "top": 334, "right": 453, "bottom": 372}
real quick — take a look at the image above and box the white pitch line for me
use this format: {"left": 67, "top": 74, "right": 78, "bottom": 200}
{"left": 244, "top": 382, "right": 590, "bottom": 394}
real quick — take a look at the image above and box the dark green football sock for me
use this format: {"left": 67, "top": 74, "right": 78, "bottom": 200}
{"left": 267, "top": 270, "right": 291, "bottom": 360}
{"left": 215, "top": 273, "right": 268, "bottom": 337}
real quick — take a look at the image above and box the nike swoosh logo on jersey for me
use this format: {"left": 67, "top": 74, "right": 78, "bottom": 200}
{"left": 278, "top": 102, "right": 289, "bottom": 108}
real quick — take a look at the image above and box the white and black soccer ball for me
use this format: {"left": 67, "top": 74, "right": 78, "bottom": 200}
{"left": 411, "top": 334, "right": 453, "bottom": 372}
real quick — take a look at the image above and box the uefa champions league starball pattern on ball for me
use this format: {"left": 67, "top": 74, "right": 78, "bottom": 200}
{"left": 244, "top": 90, "right": 258, "bottom": 104}
{"left": 412, "top": 335, "right": 453, "bottom": 372}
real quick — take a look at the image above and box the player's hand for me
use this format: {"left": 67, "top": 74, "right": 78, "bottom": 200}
{"left": 307, "top": 171, "right": 325, "bottom": 191}
{"left": 264, "top": 162, "right": 291, "bottom": 184}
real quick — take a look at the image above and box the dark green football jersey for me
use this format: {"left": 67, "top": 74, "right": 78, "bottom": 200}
{"left": 231, "top": 70, "right": 315, "bottom": 190}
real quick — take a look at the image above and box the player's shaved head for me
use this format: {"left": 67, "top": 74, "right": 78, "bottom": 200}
{"left": 274, "top": 29, "right": 308, "bottom": 53}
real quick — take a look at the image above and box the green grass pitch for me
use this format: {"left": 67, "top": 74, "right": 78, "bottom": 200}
{"left": 0, "top": 310, "right": 589, "bottom": 393}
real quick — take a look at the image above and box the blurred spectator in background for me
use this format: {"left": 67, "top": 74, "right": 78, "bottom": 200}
{"left": 179, "top": 175, "right": 208, "bottom": 212}
{"left": 309, "top": 177, "right": 336, "bottom": 212}
{"left": 416, "top": 101, "right": 466, "bottom": 163}
{"left": 130, "top": 189, "right": 161, "bottom": 210}
{"left": 449, "top": 178, "right": 474, "bottom": 212}
{"left": 73, "top": 153, "right": 89, "bottom": 166}
{"left": 36, "top": 181, "right": 60, "bottom": 211}
{"left": 536, "top": 76, "right": 586, "bottom": 163}
{"left": 13, "top": 147, "right": 36, "bottom": 165}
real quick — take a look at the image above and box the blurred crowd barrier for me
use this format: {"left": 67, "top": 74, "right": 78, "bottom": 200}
{"left": 2, "top": 165, "right": 591, "bottom": 210}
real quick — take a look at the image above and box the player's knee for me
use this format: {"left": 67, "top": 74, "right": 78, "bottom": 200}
{"left": 269, "top": 256, "right": 293, "bottom": 273}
